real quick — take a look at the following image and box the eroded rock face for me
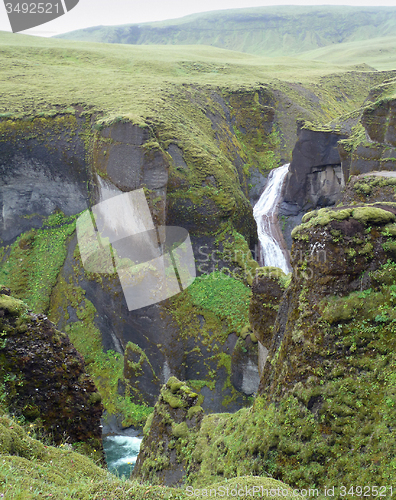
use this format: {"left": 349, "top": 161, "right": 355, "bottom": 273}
{"left": 132, "top": 376, "right": 204, "bottom": 486}
{"left": 0, "top": 111, "right": 259, "bottom": 418}
{"left": 339, "top": 98, "right": 396, "bottom": 179}
{"left": 361, "top": 99, "right": 396, "bottom": 146}
{"left": 249, "top": 267, "right": 286, "bottom": 349}
{"left": 132, "top": 204, "right": 396, "bottom": 490}
{"left": 260, "top": 204, "right": 396, "bottom": 398}
{"left": 0, "top": 116, "right": 91, "bottom": 244}
{"left": 283, "top": 124, "right": 347, "bottom": 212}
{"left": 280, "top": 123, "right": 347, "bottom": 250}
{"left": 0, "top": 288, "right": 103, "bottom": 453}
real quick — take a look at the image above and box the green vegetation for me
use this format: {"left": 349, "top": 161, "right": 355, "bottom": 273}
{"left": 49, "top": 272, "right": 154, "bottom": 428}
{"left": 351, "top": 174, "right": 396, "bottom": 201}
{"left": 3, "top": 7, "right": 396, "bottom": 495}
{"left": 292, "top": 203, "right": 396, "bottom": 240}
{"left": 145, "top": 252, "right": 396, "bottom": 493}
{"left": 0, "top": 212, "right": 77, "bottom": 313}
{"left": 187, "top": 272, "right": 251, "bottom": 333}
{"left": 56, "top": 6, "right": 396, "bottom": 65}
{"left": 0, "top": 30, "right": 390, "bottom": 125}
{"left": 0, "top": 216, "right": 153, "bottom": 427}
{"left": 0, "top": 410, "right": 300, "bottom": 498}
{"left": 165, "top": 270, "right": 253, "bottom": 408}
{"left": 299, "top": 35, "right": 396, "bottom": 71}
{"left": 0, "top": 413, "right": 193, "bottom": 499}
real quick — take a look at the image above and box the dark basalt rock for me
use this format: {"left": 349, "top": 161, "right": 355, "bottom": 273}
{"left": 283, "top": 123, "right": 347, "bottom": 211}
{"left": 249, "top": 267, "right": 285, "bottom": 349}
{"left": 339, "top": 98, "right": 396, "bottom": 179}
{"left": 0, "top": 116, "right": 92, "bottom": 244}
{"left": 230, "top": 335, "right": 259, "bottom": 396}
{"left": 0, "top": 289, "right": 103, "bottom": 454}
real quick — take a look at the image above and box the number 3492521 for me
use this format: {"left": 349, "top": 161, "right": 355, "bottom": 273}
{"left": 5, "top": 3, "right": 61, "bottom": 14}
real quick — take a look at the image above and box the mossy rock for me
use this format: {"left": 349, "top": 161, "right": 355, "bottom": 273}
{"left": 383, "top": 223, "right": 396, "bottom": 236}
{"left": 0, "top": 291, "right": 104, "bottom": 457}
{"left": 352, "top": 206, "right": 396, "bottom": 225}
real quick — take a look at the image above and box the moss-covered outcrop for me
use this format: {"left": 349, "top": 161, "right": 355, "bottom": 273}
{"left": 341, "top": 171, "right": 396, "bottom": 204}
{"left": 338, "top": 80, "right": 396, "bottom": 178}
{"left": 132, "top": 377, "right": 204, "bottom": 486}
{"left": 0, "top": 288, "right": 103, "bottom": 459}
{"left": 134, "top": 204, "right": 396, "bottom": 493}
{"left": 0, "top": 412, "right": 301, "bottom": 499}
{"left": 249, "top": 267, "right": 288, "bottom": 349}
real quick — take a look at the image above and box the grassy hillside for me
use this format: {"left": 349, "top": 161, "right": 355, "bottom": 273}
{"left": 54, "top": 6, "right": 396, "bottom": 58}
{"left": 0, "top": 412, "right": 299, "bottom": 498}
{"left": 0, "top": 30, "right": 391, "bottom": 125}
{"left": 299, "top": 35, "right": 396, "bottom": 71}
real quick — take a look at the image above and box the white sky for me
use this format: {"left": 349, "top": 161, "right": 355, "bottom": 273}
{"left": 0, "top": 0, "right": 396, "bottom": 37}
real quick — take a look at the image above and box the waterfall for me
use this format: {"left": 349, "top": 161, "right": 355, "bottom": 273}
{"left": 253, "top": 164, "right": 291, "bottom": 274}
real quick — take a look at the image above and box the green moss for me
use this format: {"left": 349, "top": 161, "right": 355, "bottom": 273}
{"left": 0, "top": 414, "right": 194, "bottom": 499}
{"left": 143, "top": 412, "right": 154, "bottom": 437}
{"left": 293, "top": 204, "right": 396, "bottom": 239}
{"left": 354, "top": 182, "right": 372, "bottom": 196}
{"left": 0, "top": 212, "right": 78, "bottom": 313}
{"left": 359, "top": 242, "right": 373, "bottom": 255}
{"left": 382, "top": 223, "right": 396, "bottom": 236}
{"left": 187, "top": 405, "right": 204, "bottom": 420}
{"left": 187, "top": 272, "right": 251, "bottom": 334}
{"left": 172, "top": 422, "right": 189, "bottom": 439}
{"left": 168, "top": 378, "right": 185, "bottom": 394}
{"left": 0, "top": 294, "right": 28, "bottom": 318}
{"left": 49, "top": 275, "right": 153, "bottom": 428}
{"left": 218, "top": 228, "right": 259, "bottom": 285}
{"left": 352, "top": 206, "right": 396, "bottom": 225}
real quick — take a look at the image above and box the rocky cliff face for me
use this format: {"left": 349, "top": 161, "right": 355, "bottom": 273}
{"left": 0, "top": 88, "right": 273, "bottom": 418}
{"left": 283, "top": 123, "right": 347, "bottom": 211}
{"left": 134, "top": 203, "right": 396, "bottom": 490}
{"left": 280, "top": 122, "right": 347, "bottom": 249}
{"left": 0, "top": 287, "right": 103, "bottom": 459}
{"left": 338, "top": 90, "right": 396, "bottom": 179}
{"left": 0, "top": 70, "right": 390, "bottom": 422}
{"left": 260, "top": 203, "right": 396, "bottom": 397}
{"left": 132, "top": 376, "right": 204, "bottom": 486}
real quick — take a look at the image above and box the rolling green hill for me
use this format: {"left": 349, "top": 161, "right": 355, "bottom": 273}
{"left": 298, "top": 35, "right": 396, "bottom": 71}
{"left": 0, "top": 29, "right": 386, "bottom": 124}
{"left": 55, "top": 6, "right": 396, "bottom": 58}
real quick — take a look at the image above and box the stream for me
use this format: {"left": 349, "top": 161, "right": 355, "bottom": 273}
{"left": 103, "top": 435, "right": 143, "bottom": 477}
{"left": 253, "top": 164, "right": 291, "bottom": 274}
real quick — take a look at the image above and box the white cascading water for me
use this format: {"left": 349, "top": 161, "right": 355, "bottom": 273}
{"left": 253, "top": 164, "right": 291, "bottom": 274}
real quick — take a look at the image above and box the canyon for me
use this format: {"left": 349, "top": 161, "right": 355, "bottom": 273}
{"left": 1, "top": 19, "right": 396, "bottom": 497}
